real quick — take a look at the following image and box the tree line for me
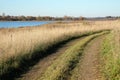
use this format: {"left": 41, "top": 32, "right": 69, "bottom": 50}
{"left": 0, "top": 15, "right": 119, "bottom": 21}
{"left": 0, "top": 15, "right": 85, "bottom": 21}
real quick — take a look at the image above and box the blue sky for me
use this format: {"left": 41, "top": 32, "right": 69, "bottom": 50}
{"left": 0, "top": 0, "right": 120, "bottom": 17}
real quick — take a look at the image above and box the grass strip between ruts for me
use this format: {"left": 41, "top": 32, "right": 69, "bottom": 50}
{"left": 39, "top": 31, "right": 109, "bottom": 80}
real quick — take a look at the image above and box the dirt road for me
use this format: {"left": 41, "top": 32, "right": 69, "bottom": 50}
{"left": 17, "top": 37, "right": 85, "bottom": 80}
{"left": 17, "top": 34, "right": 106, "bottom": 80}
{"left": 71, "top": 35, "right": 105, "bottom": 80}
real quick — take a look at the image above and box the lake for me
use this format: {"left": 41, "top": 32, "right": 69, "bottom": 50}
{"left": 0, "top": 21, "right": 52, "bottom": 28}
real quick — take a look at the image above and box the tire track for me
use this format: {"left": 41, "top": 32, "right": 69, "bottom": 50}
{"left": 17, "top": 37, "right": 85, "bottom": 80}
{"left": 70, "top": 35, "right": 106, "bottom": 80}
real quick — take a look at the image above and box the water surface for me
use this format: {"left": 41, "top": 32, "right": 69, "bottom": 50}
{"left": 0, "top": 21, "right": 51, "bottom": 28}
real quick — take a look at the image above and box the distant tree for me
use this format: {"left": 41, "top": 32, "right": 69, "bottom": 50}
{"left": 79, "top": 16, "right": 85, "bottom": 20}
{"left": 5, "top": 15, "right": 11, "bottom": 21}
{"left": 17, "top": 16, "right": 26, "bottom": 21}
{"left": 106, "top": 16, "right": 112, "bottom": 18}
{"left": 64, "top": 15, "right": 68, "bottom": 20}
{"left": 2, "top": 13, "right": 5, "bottom": 17}
{"left": 36, "top": 16, "right": 42, "bottom": 21}
{"left": 0, "top": 16, "right": 2, "bottom": 21}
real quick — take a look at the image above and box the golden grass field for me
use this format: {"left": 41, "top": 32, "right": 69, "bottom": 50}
{"left": 0, "top": 21, "right": 118, "bottom": 60}
{"left": 0, "top": 20, "right": 120, "bottom": 80}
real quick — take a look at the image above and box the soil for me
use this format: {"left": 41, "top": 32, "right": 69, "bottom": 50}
{"left": 78, "top": 35, "right": 105, "bottom": 80}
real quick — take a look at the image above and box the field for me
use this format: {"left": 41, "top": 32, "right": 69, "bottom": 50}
{"left": 0, "top": 20, "right": 120, "bottom": 80}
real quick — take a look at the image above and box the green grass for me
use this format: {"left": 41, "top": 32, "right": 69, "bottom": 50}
{"left": 101, "top": 32, "right": 120, "bottom": 80}
{"left": 38, "top": 31, "right": 109, "bottom": 80}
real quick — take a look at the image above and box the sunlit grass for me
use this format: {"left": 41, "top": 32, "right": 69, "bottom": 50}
{"left": 0, "top": 21, "right": 113, "bottom": 60}
{"left": 0, "top": 20, "right": 119, "bottom": 78}
{"left": 39, "top": 31, "right": 108, "bottom": 80}
{"left": 101, "top": 29, "right": 120, "bottom": 80}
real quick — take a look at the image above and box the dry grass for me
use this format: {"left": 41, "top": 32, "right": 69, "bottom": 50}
{"left": 0, "top": 21, "right": 118, "bottom": 60}
{"left": 0, "top": 22, "right": 114, "bottom": 60}
{"left": 0, "top": 20, "right": 119, "bottom": 79}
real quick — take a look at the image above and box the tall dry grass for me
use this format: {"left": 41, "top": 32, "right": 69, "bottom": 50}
{"left": 0, "top": 21, "right": 119, "bottom": 61}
